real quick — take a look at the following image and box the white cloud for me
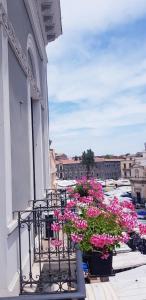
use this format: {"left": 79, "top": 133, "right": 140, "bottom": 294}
{"left": 51, "top": 125, "right": 146, "bottom": 156}
{"left": 47, "top": 0, "right": 146, "bottom": 58}
{"left": 47, "top": 45, "right": 146, "bottom": 104}
{"left": 61, "top": 0, "right": 146, "bottom": 31}
{"left": 46, "top": 0, "right": 146, "bottom": 155}
{"left": 50, "top": 91, "right": 146, "bottom": 140}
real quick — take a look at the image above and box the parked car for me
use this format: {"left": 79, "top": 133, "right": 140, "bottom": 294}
{"left": 121, "top": 192, "right": 132, "bottom": 198}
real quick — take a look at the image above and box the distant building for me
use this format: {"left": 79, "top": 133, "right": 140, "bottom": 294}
{"left": 55, "top": 153, "right": 68, "bottom": 160}
{"left": 49, "top": 149, "right": 57, "bottom": 189}
{"left": 56, "top": 158, "right": 122, "bottom": 180}
{"left": 130, "top": 144, "right": 146, "bottom": 204}
{"left": 121, "top": 156, "right": 134, "bottom": 178}
{"left": 131, "top": 162, "right": 146, "bottom": 204}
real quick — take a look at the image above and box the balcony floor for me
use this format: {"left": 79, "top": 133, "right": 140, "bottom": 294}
{"left": 86, "top": 249, "right": 146, "bottom": 300}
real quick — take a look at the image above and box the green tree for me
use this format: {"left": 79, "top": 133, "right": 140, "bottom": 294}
{"left": 74, "top": 155, "right": 78, "bottom": 161}
{"left": 104, "top": 154, "right": 113, "bottom": 159}
{"left": 81, "top": 149, "right": 95, "bottom": 179}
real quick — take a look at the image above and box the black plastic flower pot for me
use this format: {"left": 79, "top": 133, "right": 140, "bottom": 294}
{"left": 142, "top": 239, "right": 146, "bottom": 254}
{"left": 127, "top": 238, "right": 137, "bottom": 251}
{"left": 82, "top": 252, "right": 90, "bottom": 264}
{"left": 83, "top": 251, "right": 113, "bottom": 277}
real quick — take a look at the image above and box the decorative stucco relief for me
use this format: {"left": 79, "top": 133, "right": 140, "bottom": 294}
{"left": 0, "top": 3, "right": 41, "bottom": 100}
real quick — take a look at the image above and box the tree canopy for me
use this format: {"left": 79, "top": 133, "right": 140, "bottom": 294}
{"left": 104, "top": 154, "right": 114, "bottom": 159}
{"left": 81, "top": 149, "right": 95, "bottom": 178}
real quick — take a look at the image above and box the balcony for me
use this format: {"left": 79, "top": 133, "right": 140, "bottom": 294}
{"left": 130, "top": 177, "right": 146, "bottom": 184}
{"left": 15, "top": 190, "right": 85, "bottom": 299}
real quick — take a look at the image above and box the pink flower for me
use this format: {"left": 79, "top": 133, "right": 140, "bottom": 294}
{"left": 101, "top": 252, "right": 110, "bottom": 260}
{"left": 58, "top": 213, "right": 65, "bottom": 221}
{"left": 139, "top": 223, "right": 146, "bottom": 235}
{"left": 74, "top": 219, "right": 88, "bottom": 230}
{"left": 67, "top": 187, "right": 74, "bottom": 193}
{"left": 121, "top": 200, "right": 135, "bottom": 210}
{"left": 86, "top": 207, "right": 101, "bottom": 218}
{"left": 105, "top": 197, "right": 122, "bottom": 215}
{"left": 51, "top": 239, "right": 62, "bottom": 247}
{"left": 88, "top": 189, "right": 104, "bottom": 201}
{"left": 54, "top": 209, "right": 61, "bottom": 217}
{"left": 51, "top": 223, "right": 61, "bottom": 232}
{"left": 79, "top": 196, "right": 94, "bottom": 205}
{"left": 90, "top": 234, "right": 116, "bottom": 248}
{"left": 66, "top": 200, "right": 76, "bottom": 208}
{"left": 119, "top": 232, "right": 129, "bottom": 243}
{"left": 73, "top": 193, "right": 80, "bottom": 199}
{"left": 71, "top": 233, "right": 83, "bottom": 243}
{"left": 119, "top": 213, "right": 137, "bottom": 231}
{"left": 77, "top": 177, "right": 87, "bottom": 185}
{"left": 62, "top": 178, "right": 139, "bottom": 254}
{"left": 53, "top": 210, "right": 65, "bottom": 221}
{"left": 64, "top": 208, "right": 78, "bottom": 222}
{"left": 69, "top": 192, "right": 80, "bottom": 200}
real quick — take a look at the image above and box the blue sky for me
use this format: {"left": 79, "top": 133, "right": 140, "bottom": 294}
{"left": 47, "top": 0, "right": 146, "bottom": 156}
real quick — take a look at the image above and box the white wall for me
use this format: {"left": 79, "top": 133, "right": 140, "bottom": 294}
{"left": 0, "top": 0, "right": 50, "bottom": 295}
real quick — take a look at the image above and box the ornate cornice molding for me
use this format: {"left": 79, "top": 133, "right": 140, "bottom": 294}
{"left": 37, "top": 0, "right": 62, "bottom": 45}
{"left": 30, "top": 74, "right": 41, "bottom": 101}
{"left": 24, "top": 0, "right": 47, "bottom": 61}
{"left": 0, "top": 3, "right": 41, "bottom": 100}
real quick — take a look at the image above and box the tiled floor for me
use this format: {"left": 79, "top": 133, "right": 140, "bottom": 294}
{"left": 86, "top": 250, "right": 146, "bottom": 300}
{"left": 86, "top": 278, "right": 146, "bottom": 300}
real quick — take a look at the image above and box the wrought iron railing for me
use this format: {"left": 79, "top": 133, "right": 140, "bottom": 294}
{"left": 17, "top": 190, "right": 85, "bottom": 299}
{"left": 29, "top": 189, "right": 68, "bottom": 210}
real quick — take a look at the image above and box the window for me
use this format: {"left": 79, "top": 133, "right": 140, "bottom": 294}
{"left": 135, "top": 169, "right": 139, "bottom": 178}
{"left": 124, "top": 163, "right": 126, "bottom": 169}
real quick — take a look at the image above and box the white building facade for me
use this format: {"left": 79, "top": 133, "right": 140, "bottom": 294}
{"left": 121, "top": 157, "right": 133, "bottom": 178}
{"left": 131, "top": 162, "right": 146, "bottom": 204}
{"left": 49, "top": 148, "right": 57, "bottom": 189}
{"left": 0, "top": 0, "right": 62, "bottom": 296}
{"left": 130, "top": 145, "right": 146, "bottom": 204}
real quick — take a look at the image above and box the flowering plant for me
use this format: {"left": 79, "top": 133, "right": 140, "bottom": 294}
{"left": 52, "top": 177, "right": 141, "bottom": 259}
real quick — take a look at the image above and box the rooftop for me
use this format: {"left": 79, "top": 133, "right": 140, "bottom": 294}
{"left": 56, "top": 157, "right": 123, "bottom": 165}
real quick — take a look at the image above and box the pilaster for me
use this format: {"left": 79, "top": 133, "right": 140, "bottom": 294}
{"left": 0, "top": 0, "right": 12, "bottom": 294}
{"left": 33, "top": 101, "right": 45, "bottom": 198}
{"left": 27, "top": 80, "right": 34, "bottom": 200}
{"left": 0, "top": 1, "right": 12, "bottom": 225}
{"left": 42, "top": 60, "right": 50, "bottom": 190}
